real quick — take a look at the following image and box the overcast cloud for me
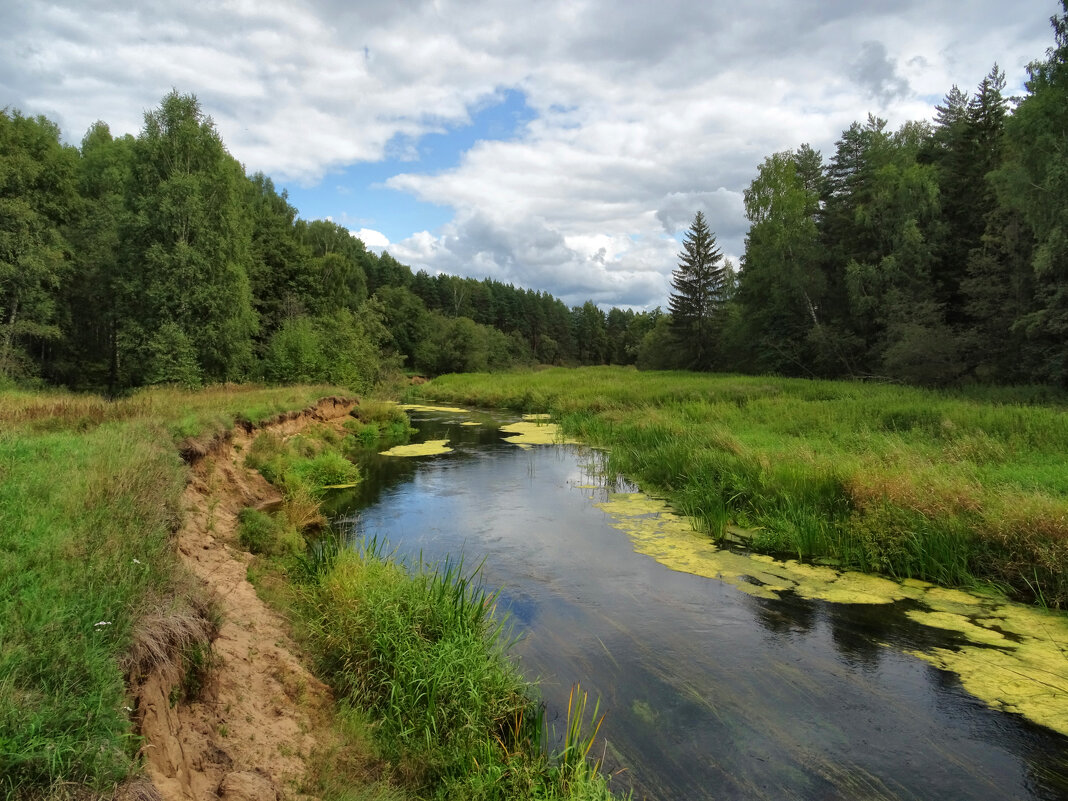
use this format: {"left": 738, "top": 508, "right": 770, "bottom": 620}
{"left": 1, "top": 0, "right": 1057, "bottom": 308}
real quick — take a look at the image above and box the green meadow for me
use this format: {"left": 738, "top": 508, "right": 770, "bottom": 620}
{"left": 413, "top": 367, "right": 1068, "bottom": 607}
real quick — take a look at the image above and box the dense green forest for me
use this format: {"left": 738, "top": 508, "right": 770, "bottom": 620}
{"left": 2, "top": 3, "right": 1066, "bottom": 391}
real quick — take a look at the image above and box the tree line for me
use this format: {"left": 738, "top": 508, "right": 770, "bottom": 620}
{"left": 0, "top": 91, "right": 665, "bottom": 392}
{"left": 662, "top": 2, "right": 1068, "bottom": 387}
{"left": 2, "top": 3, "right": 1065, "bottom": 392}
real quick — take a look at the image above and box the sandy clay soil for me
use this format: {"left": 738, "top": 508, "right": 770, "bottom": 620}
{"left": 133, "top": 397, "right": 357, "bottom": 801}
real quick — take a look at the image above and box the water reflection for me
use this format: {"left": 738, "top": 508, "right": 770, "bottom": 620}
{"left": 754, "top": 592, "right": 817, "bottom": 636}
{"left": 331, "top": 408, "right": 1068, "bottom": 800}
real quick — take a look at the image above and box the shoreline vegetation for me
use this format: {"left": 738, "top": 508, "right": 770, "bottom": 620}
{"left": 413, "top": 367, "right": 1068, "bottom": 609}
{"left": 0, "top": 384, "right": 348, "bottom": 799}
{"left": 4, "top": 369, "right": 1067, "bottom": 797}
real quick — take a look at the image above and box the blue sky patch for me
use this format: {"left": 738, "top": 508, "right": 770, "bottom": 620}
{"left": 280, "top": 88, "right": 536, "bottom": 243}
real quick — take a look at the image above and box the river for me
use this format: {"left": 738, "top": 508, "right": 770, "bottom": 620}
{"left": 324, "top": 406, "right": 1068, "bottom": 800}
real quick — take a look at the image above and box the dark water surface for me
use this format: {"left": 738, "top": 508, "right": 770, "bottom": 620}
{"left": 329, "top": 408, "right": 1068, "bottom": 801}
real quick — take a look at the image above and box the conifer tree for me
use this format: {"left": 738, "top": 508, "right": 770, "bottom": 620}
{"left": 668, "top": 211, "right": 726, "bottom": 370}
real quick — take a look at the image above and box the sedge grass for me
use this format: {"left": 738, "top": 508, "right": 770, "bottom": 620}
{"left": 414, "top": 367, "right": 1068, "bottom": 607}
{"left": 294, "top": 538, "right": 620, "bottom": 800}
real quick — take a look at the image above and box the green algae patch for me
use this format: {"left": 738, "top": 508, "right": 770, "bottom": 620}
{"left": 398, "top": 403, "right": 470, "bottom": 414}
{"left": 380, "top": 439, "right": 453, "bottom": 457}
{"left": 594, "top": 493, "right": 789, "bottom": 599}
{"left": 499, "top": 420, "right": 579, "bottom": 447}
{"left": 904, "top": 610, "right": 1010, "bottom": 646}
{"left": 595, "top": 486, "right": 1068, "bottom": 737}
{"left": 594, "top": 493, "right": 907, "bottom": 603}
{"left": 460, "top": 421, "right": 480, "bottom": 426}
{"left": 522, "top": 413, "right": 552, "bottom": 421}
{"left": 907, "top": 603, "right": 1068, "bottom": 736}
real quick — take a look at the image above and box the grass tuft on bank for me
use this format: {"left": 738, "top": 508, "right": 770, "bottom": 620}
{"left": 289, "top": 539, "right": 616, "bottom": 801}
{"left": 413, "top": 367, "right": 1068, "bottom": 607}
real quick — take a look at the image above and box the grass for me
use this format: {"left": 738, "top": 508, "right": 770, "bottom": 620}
{"left": 344, "top": 400, "right": 417, "bottom": 449}
{"left": 0, "top": 383, "right": 347, "bottom": 799}
{"left": 412, "top": 367, "right": 1068, "bottom": 607}
{"left": 292, "top": 538, "right": 618, "bottom": 800}
{"left": 244, "top": 428, "right": 362, "bottom": 495}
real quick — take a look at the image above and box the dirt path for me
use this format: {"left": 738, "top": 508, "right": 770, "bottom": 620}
{"left": 135, "top": 398, "right": 356, "bottom": 801}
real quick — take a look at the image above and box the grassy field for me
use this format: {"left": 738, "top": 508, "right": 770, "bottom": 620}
{"left": 412, "top": 367, "right": 1068, "bottom": 607}
{"left": 0, "top": 384, "right": 344, "bottom": 798}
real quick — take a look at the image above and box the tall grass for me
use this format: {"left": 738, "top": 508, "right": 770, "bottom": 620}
{"left": 0, "top": 384, "right": 348, "bottom": 798}
{"left": 414, "top": 367, "right": 1068, "bottom": 606}
{"left": 294, "top": 537, "right": 618, "bottom": 800}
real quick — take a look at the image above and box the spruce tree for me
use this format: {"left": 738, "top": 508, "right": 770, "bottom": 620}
{"left": 668, "top": 211, "right": 725, "bottom": 370}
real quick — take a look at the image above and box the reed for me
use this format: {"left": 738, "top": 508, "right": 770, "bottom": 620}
{"left": 292, "top": 537, "right": 619, "bottom": 799}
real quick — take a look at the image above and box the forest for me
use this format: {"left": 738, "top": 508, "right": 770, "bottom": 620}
{"left": 2, "top": 4, "right": 1067, "bottom": 392}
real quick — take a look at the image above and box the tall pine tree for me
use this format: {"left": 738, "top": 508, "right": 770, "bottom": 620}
{"left": 669, "top": 211, "right": 726, "bottom": 370}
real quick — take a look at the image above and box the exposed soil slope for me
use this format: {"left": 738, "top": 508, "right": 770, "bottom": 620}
{"left": 135, "top": 397, "right": 356, "bottom": 801}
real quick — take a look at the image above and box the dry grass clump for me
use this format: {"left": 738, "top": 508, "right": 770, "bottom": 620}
{"left": 122, "top": 592, "right": 220, "bottom": 682}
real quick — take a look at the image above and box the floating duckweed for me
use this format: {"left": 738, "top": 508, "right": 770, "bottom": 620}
{"left": 380, "top": 439, "right": 453, "bottom": 457}
{"left": 499, "top": 420, "right": 579, "bottom": 446}
{"left": 398, "top": 403, "right": 470, "bottom": 414}
{"left": 905, "top": 610, "right": 1010, "bottom": 646}
{"left": 595, "top": 488, "right": 1068, "bottom": 735}
{"left": 460, "top": 421, "right": 480, "bottom": 426}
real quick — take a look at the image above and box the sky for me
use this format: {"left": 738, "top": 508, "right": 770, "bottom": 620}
{"left": 1, "top": 0, "right": 1060, "bottom": 309}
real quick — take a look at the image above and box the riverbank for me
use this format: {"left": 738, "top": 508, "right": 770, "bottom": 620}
{"left": 0, "top": 384, "right": 618, "bottom": 799}
{"left": 411, "top": 367, "right": 1068, "bottom": 608}
{"left": 0, "top": 385, "right": 354, "bottom": 799}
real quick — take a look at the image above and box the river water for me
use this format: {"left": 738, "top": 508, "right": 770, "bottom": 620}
{"left": 326, "top": 407, "right": 1068, "bottom": 801}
